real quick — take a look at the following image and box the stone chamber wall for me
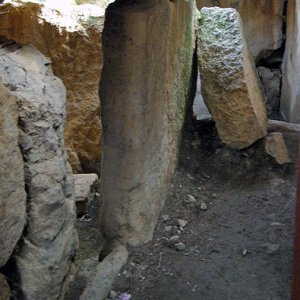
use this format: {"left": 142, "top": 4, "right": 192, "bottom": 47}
{"left": 0, "top": 0, "right": 299, "bottom": 299}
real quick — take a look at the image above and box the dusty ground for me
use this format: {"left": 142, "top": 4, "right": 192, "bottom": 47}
{"left": 68, "top": 119, "right": 298, "bottom": 300}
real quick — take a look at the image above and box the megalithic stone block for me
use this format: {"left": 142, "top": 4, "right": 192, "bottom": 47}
{"left": 197, "top": 7, "right": 267, "bottom": 149}
{"left": 100, "top": 0, "right": 197, "bottom": 246}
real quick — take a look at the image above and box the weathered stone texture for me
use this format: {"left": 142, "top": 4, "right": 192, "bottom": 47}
{"left": 0, "top": 83, "right": 26, "bottom": 268}
{"left": 265, "top": 132, "right": 291, "bottom": 165}
{"left": 100, "top": 0, "right": 197, "bottom": 246}
{"left": 0, "top": 274, "right": 10, "bottom": 300}
{"left": 196, "top": 0, "right": 284, "bottom": 60}
{"left": 0, "top": 43, "right": 77, "bottom": 299}
{"left": 74, "top": 173, "right": 99, "bottom": 215}
{"left": 281, "top": 0, "right": 300, "bottom": 123}
{"left": 197, "top": 7, "right": 267, "bottom": 149}
{"left": 0, "top": 2, "right": 104, "bottom": 172}
{"left": 257, "top": 66, "right": 281, "bottom": 117}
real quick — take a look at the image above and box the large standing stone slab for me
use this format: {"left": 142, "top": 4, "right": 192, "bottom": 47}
{"left": 0, "top": 82, "right": 26, "bottom": 268}
{"left": 0, "top": 42, "right": 77, "bottom": 299}
{"left": 197, "top": 7, "right": 267, "bottom": 149}
{"left": 281, "top": 0, "right": 300, "bottom": 123}
{"left": 196, "top": 0, "right": 284, "bottom": 60}
{"left": 100, "top": 0, "right": 197, "bottom": 246}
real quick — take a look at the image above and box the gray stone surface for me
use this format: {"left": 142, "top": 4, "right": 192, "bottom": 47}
{"left": 281, "top": 0, "right": 300, "bottom": 123}
{"left": 0, "top": 82, "right": 26, "bottom": 268}
{"left": 196, "top": 0, "right": 284, "bottom": 60}
{"left": 100, "top": 0, "right": 197, "bottom": 246}
{"left": 0, "top": 42, "right": 78, "bottom": 299}
{"left": 197, "top": 7, "right": 267, "bottom": 149}
{"left": 80, "top": 244, "right": 128, "bottom": 300}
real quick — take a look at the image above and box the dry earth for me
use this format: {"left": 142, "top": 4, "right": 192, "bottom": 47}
{"left": 68, "top": 118, "right": 298, "bottom": 300}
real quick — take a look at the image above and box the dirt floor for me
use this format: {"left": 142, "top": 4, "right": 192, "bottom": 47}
{"left": 68, "top": 119, "right": 298, "bottom": 300}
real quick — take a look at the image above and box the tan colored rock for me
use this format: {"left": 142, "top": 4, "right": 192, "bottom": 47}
{"left": 100, "top": 0, "right": 197, "bottom": 246}
{"left": 0, "top": 2, "right": 104, "bottom": 172}
{"left": 0, "top": 274, "right": 10, "bottom": 300}
{"left": 196, "top": 0, "right": 284, "bottom": 60}
{"left": 74, "top": 173, "right": 99, "bottom": 215}
{"left": 197, "top": 7, "right": 267, "bottom": 149}
{"left": 0, "top": 82, "right": 26, "bottom": 268}
{"left": 281, "top": 0, "right": 300, "bottom": 123}
{"left": 265, "top": 132, "right": 291, "bottom": 164}
{"left": 0, "top": 42, "right": 78, "bottom": 299}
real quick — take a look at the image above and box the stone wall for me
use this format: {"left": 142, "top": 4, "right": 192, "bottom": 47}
{"left": 0, "top": 1, "right": 104, "bottom": 173}
{"left": 281, "top": 0, "right": 300, "bottom": 123}
{"left": 0, "top": 41, "right": 77, "bottom": 299}
{"left": 100, "top": 0, "right": 197, "bottom": 246}
{"left": 0, "top": 83, "right": 26, "bottom": 268}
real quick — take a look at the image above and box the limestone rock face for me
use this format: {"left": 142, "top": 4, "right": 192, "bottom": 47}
{"left": 74, "top": 173, "right": 99, "bottom": 215}
{"left": 0, "top": 43, "right": 77, "bottom": 299}
{"left": 281, "top": 0, "right": 300, "bottom": 123}
{"left": 0, "top": 2, "right": 104, "bottom": 172}
{"left": 100, "top": 0, "right": 197, "bottom": 246}
{"left": 265, "top": 132, "right": 291, "bottom": 165}
{"left": 197, "top": 7, "right": 267, "bottom": 149}
{"left": 0, "top": 83, "right": 26, "bottom": 268}
{"left": 196, "top": 0, "right": 284, "bottom": 60}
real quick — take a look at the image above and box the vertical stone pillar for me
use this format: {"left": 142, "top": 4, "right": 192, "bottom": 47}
{"left": 100, "top": 0, "right": 196, "bottom": 246}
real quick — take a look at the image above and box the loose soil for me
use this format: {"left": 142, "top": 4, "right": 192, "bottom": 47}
{"left": 69, "top": 119, "right": 298, "bottom": 300}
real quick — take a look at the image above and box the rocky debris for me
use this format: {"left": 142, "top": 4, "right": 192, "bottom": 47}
{"left": 110, "top": 290, "right": 117, "bottom": 298}
{"left": 169, "top": 236, "right": 181, "bottom": 244}
{"left": 81, "top": 244, "right": 128, "bottom": 300}
{"left": 0, "top": 83, "right": 26, "bottom": 268}
{"left": 186, "top": 194, "right": 197, "bottom": 203}
{"left": 0, "top": 274, "right": 10, "bottom": 300}
{"left": 177, "top": 219, "right": 188, "bottom": 228}
{"left": 74, "top": 173, "right": 99, "bottom": 215}
{"left": 260, "top": 243, "right": 280, "bottom": 255}
{"left": 281, "top": 0, "right": 300, "bottom": 123}
{"left": 196, "top": 0, "right": 284, "bottom": 60}
{"left": 0, "top": 1, "right": 105, "bottom": 172}
{"left": 265, "top": 132, "right": 291, "bottom": 165}
{"left": 197, "top": 7, "right": 267, "bottom": 149}
{"left": 165, "top": 226, "right": 172, "bottom": 232}
{"left": 0, "top": 43, "right": 77, "bottom": 299}
{"left": 175, "top": 242, "right": 186, "bottom": 251}
{"left": 162, "top": 215, "right": 171, "bottom": 222}
{"left": 100, "top": 0, "right": 197, "bottom": 246}
{"left": 257, "top": 66, "right": 281, "bottom": 117}
{"left": 200, "top": 202, "right": 208, "bottom": 211}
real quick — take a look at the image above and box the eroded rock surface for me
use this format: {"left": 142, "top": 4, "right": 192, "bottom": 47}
{"left": 100, "top": 0, "right": 197, "bottom": 246}
{"left": 0, "top": 1, "right": 104, "bottom": 172}
{"left": 257, "top": 66, "right": 281, "bottom": 117}
{"left": 281, "top": 0, "right": 300, "bottom": 123}
{"left": 0, "top": 83, "right": 26, "bottom": 268}
{"left": 0, "top": 43, "right": 77, "bottom": 299}
{"left": 265, "top": 132, "right": 291, "bottom": 165}
{"left": 74, "top": 173, "right": 99, "bottom": 215}
{"left": 196, "top": 0, "right": 284, "bottom": 60}
{"left": 197, "top": 7, "right": 267, "bottom": 149}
